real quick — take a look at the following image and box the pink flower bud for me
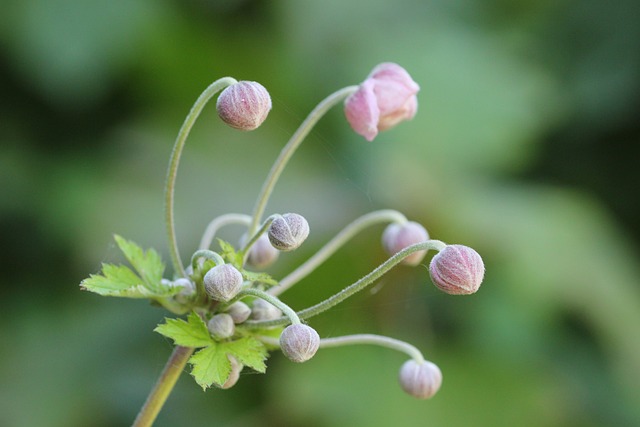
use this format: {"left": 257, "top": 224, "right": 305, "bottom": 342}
{"left": 268, "top": 213, "right": 310, "bottom": 252}
{"left": 207, "top": 313, "right": 235, "bottom": 339}
{"left": 429, "top": 245, "right": 484, "bottom": 295}
{"left": 382, "top": 221, "right": 429, "bottom": 266}
{"left": 344, "top": 62, "right": 420, "bottom": 141}
{"left": 216, "top": 81, "right": 272, "bottom": 130}
{"left": 245, "top": 233, "right": 279, "bottom": 268}
{"left": 279, "top": 324, "right": 320, "bottom": 363}
{"left": 203, "top": 264, "right": 244, "bottom": 302}
{"left": 398, "top": 360, "right": 442, "bottom": 399}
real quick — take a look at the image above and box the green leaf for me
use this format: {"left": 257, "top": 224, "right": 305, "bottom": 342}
{"left": 241, "top": 270, "right": 279, "bottom": 287}
{"left": 114, "top": 234, "right": 165, "bottom": 291}
{"left": 188, "top": 336, "right": 269, "bottom": 390}
{"left": 217, "top": 239, "right": 243, "bottom": 269}
{"left": 80, "top": 263, "right": 181, "bottom": 298}
{"left": 154, "top": 312, "right": 213, "bottom": 348}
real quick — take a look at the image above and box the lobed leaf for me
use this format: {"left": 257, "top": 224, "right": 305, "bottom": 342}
{"left": 114, "top": 234, "right": 165, "bottom": 291}
{"left": 154, "top": 312, "right": 213, "bottom": 348}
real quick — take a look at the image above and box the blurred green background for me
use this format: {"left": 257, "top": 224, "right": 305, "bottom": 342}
{"left": 1, "top": 0, "right": 639, "bottom": 426}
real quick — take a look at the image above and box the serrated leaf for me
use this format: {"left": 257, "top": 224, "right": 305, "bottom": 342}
{"left": 154, "top": 312, "right": 213, "bottom": 348}
{"left": 188, "top": 336, "right": 269, "bottom": 390}
{"left": 241, "top": 270, "right": 279, "bottom": 287}
{"left": 218, "top": 239, "right": 243, "bottom": 269}
{"left": 114, "top": 234, "right": 165, "bottom": 291}
{"left": 80, "top": 263, "right": 181, "bottom": 298}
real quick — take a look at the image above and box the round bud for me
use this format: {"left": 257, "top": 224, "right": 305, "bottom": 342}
{"left": 429, "top": 244, "right": 484, "bottom": 295}
{"left": 219, "top": 355, "right": 243, "bottom": 389}
{"left": 250, "top": 299, "right": 283, "bottom": 321}
{"left": 279, "top": 324, "right": 320, "bottom": 363}
{"left": 207, "top": 313, "right": 236, "bottom": 339}
{"left": 204, "top": 264, "right": 244, "bottom": 302}
{"left": 245, "top": 233, "right": 279, "bottom": 269}
{"left": 216, "top": 81, "right": 272, "bottom": 131}
{"left": 172, "top": 278, "right": 197, "bottom": 304}
{"left": 382, "top": 221, "right": 429, "bottom": 266}
{"left": 226, "top": 301, "right": 251, "bottom": 324}
{"left": 398, "top": 360, "right": 442, "bottom": 399}
{"left": 268, "top": 213, "right": 310, "bottom": 252}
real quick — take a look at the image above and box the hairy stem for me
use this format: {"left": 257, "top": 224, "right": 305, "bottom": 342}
{"left": 199, "top": 213, "right": 252, "bottom": 251}
{"left": 269, "top": 209, "right": 408, "bottom": 296}
{"left": 319, "top": 334, "right": 425, "bottom": 363}
{"left": 237, "top": 287, "right": 301, "bottom": 325}
{"left": 245, "top": 240, "right": 447, "bottom": 328}
{"left": 248, "top": 85, "right": 358, "bottom": 236}
{"left": 165, "top": 77, "right": 238, "bottom": 278}
{"left": 132, "top": 346, "right": 194, "bottom": 427}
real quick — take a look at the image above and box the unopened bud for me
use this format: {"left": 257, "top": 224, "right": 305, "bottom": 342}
{"left": 398, "top": 360, "right": 442, "bottom": 399}
{"left": 216, "top": 81, "right": 271, "bottom": 131}
{"left": 219, "top": 355, "right": 243, "bottom": 389}
{"left": 204, "top": 264, "right": 244, "bottom": 302}
{"left": 268, "top": 213, "right": 310, "bottom": 251}
{"left": 382, "top": 221, "right": 429, "bottom": 266}
{"left": 279, "top": 324, "right": 320, "bottom": 363}
{"left": 226, "top": 301, "right": 251, "bottom": 324}
{"left": 172, "top": 278, "right": 197, "bottom": 304}
{"left": 245, "top": 233, "right": 279, "bottom": 268}
{"left": 429, "top": 244, "right": 484, "bottom": 295}
{"left": 207, "top": 313, "right": 236, "bottom": 339}
{"left": 250, "top": 299, "right": 282, "bottom": 321}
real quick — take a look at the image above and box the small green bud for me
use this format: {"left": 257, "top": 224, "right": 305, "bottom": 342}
{"left": 398, "top": 360, "right": 442, "bottom": 399}
{"left": 279, "top": 324, "right": 320, "bottom": 363}
{"left": 204, "top": 264, "right": 244, "bottom": 302}
{"left": 268, "top": 213, "right": 310, "bottom": 251}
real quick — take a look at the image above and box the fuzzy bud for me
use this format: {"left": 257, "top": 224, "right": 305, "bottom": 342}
{"left": 172, "top": 278, "right": 197, "bottom": 304}
{"left": 216, "top": 81, "right": 271, "bottom": 130}
{"left": 382, "top": 221, "right": 429, "bottom": 266}
{"left": 219, "top": 355, "right": 243, "bottom": 389}
{"left": 245, "top": 233, "right": 279, "bottom": 268}
{"left": 226, "top": 301, "right": 251, "bottom": 324}
{"left": 268, "top": 213, "right": 310, "bottom": 251}
{"left": 279, "top": 324, "right": 320, "bottom": 363}
{"left": 399, "top": 360, "right": 442, "bottom": 399}
{"left": 429, "top": 244, "right": 484, "bottom": 295}
{"left": 204, "top": 264, "right": 244, "bottom": 302}
{"left": 207, "top": 313, "right": 236, "bottom": 339}
{"left": 250, "top": 299, "right": 283, "bottom": 321}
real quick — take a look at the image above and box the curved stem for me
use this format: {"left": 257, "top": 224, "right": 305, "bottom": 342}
{"left": 165, "top": 77, "right": 238, "bottom": 278}
{"left": 319, "top": 334, "right": 425, "bottom": 363}
{"left": 132, "top": 345, "right": 194, "bottom": 427}
{"left": 236, "top": 287, "right": 301, "bottom": 325}
{"left": 248, "top": 85, "right": 359, "bottom": 236}
{"left": 190, "top": 249, "right": 225, "bottom": 272}
{"left": 245, "top": 240, "right": 447, "bottom": 328}
{"left": 240, "top": 215, "right": 278, "bottom": 262}
{"left": 199, "top": 213, "right": 252, "bottom": 251}
{"left": 269, "top": 209, "right": 408, "bottom": 296}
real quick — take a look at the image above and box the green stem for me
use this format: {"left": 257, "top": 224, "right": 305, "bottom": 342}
{"left": 236, "top": 287, "right": 301, "bottom": 325}
{"left": 245, "top": 240, "right": 447, "bottom": 328}
{"left": 318, "top": 334, "right": 425, "bottom": 363}
{"left": 165, "top": 77, "right": 238, "bottom": 278}
{"left": 248, "top": 85, "right": 359, "bottom": 236}
{"left": 240, "top": 215, "right": 277, "bottom": 263}
{"left": 132, "top": 345, "right": 194, "bottom": 427}
{"left": 269, "top": 209, "right": 408, "bottom": 296}
{"left": 190, "top": 250, "right": 225, "bottom": 271}
{"left": 198, "top": 213, "right": 252, "bottom": 251}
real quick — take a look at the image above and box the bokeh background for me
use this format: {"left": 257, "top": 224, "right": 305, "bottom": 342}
{"left": 1, "top": 0, "right": 639, "bottom": 426}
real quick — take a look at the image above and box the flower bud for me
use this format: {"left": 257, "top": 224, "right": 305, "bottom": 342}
{"left": 398, "top": 360, "right": 442, "bottom": 399}
{"left": 279, "top": 324, "right": 320, "bottom": 363}
{"left": 345, "top": 62, "right": 419, "bottom": 141}
{"left": 429, "top": 244, "right": 484, "bottom": 295}
{"left": 172, "top": 278, "right": 197, "bottom": 304}
{"left": 216, "top": 81, "right": 271, "bottom": 130}
{"left": 250, "top": 299, "right": 282, "bottom": 321}
{"left": 381, "top": 221, "right": 429, "bottom": 266}
{"left": 244, "top": 233, "right": 279, "bottom": 268}
{"left": 225, "top": 301, "right": 251, "bottom": 324}
{"left": 204, "top": 264, "right": 244, "bottom": 302}
{"left": 268, "top": 213, "right": 310, "bottom": 251}
{"left": 207, "top": 313, "right": 236, "bottom": 339}
{"left": 219, "top": 355, "right": 243, "bottom": 389}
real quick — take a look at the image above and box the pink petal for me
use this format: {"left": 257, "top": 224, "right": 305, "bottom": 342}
{"left": 344, "top": 79, "right": 380, "bottom": 141}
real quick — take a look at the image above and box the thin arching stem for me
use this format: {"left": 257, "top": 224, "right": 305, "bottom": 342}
{"left": 244, "top": 240, "right": 447, "bottom": 329}
{"left": 248, "top": 85, "right": 358, "bottom": 236}
{"left": 165, "top": 77, "right": 238, "bottom": 278}
{"left": 198, "top": 213, "right": 252, "bottom": 251}
{"left": 269, "top": 209, "right": 408, "bottom": 296}
{"left": 236, "top": 287, "right": 300, "bottom": 325}
{"left": 318, "top": 334, "right": 425, "bottom": 363}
